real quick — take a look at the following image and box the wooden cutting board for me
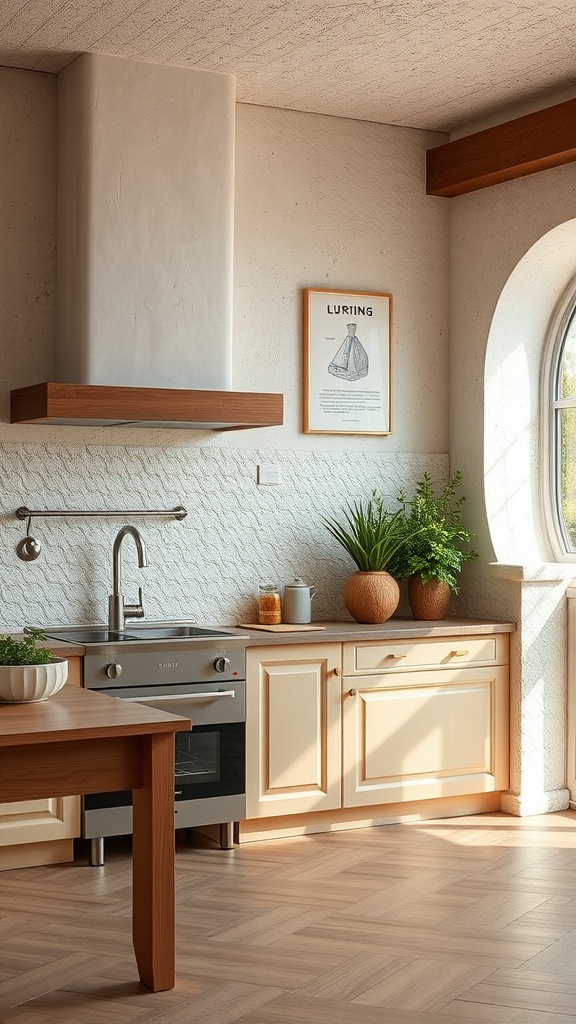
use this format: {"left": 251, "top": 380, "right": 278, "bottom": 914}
{"left": 237, "top": 623, "right": 327, "bottom": 633}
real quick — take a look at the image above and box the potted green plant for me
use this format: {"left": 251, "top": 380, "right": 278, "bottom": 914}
{"left": 391, "top": 471, "right": 478, "bottom": 620}
{"left": 322, "top": 491, "right": 415, "bottom": 623}
{"left": 0, "top": 629, "right": 68, "bottom": 703}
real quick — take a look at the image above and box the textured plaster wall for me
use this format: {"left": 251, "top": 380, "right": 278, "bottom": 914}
{"left": 232, "top": 104, "right": 449, "bottom": 453}
{"left": 450, "top": 161, "right": 576, "bottom": 813}
{"left": 0, "top": 443, "right": 446, "bottom": 631}
{"left": 0, "top": 68, "right": 450, "bottom": 631}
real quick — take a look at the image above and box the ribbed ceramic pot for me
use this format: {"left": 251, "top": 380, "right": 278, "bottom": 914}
{"left": 0, "top": 658, "right": 68, "bottom": 703}
{"left": 343, "top": 570, "right": 400, "bottom": 624}
{"left": 408, "top": 577, "right": 451, "bottom": 621}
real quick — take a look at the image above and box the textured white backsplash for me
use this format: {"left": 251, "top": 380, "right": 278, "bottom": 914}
{"left": 0, "top": 442, "right": 447, "bottom": 631}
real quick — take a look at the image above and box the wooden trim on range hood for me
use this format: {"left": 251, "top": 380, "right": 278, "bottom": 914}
{"left": 10, "top": 382, "right": 284, "bottom": 430}
{"left": 426, "top": 97, "right": 576, "bottom": 197}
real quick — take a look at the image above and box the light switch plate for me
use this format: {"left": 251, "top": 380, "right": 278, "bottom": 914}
{"left": 257, "top": 463, "right": 281, "bottom": 486}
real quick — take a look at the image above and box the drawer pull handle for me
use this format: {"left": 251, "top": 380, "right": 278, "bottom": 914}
{"left": 451, "top": 649, "right": 469, "bottom": 657}
{"left": 388, "top": 653, "right": 406, "bottom": 660}
{"left": 333, "top": 667, "right": 340, "bottom": 676}
{"left": 349, "top": 688, "right": 357, "bottom": 697}
{"left": 123, "top": 691, "right": 235, "bottom": 701}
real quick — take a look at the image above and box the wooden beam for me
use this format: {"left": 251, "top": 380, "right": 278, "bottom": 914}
{"left": 426, "top": 97, "right": 576, "bottom": 198}
{"left": 10, "top": 381, "right": 284, "bottom": 430}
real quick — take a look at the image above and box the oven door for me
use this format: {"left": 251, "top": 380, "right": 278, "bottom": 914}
{"left": 83, "top": 681, "right": 246, "bottom": 837}
{"left": 127, "top": 682, "right": 245, "bottom": 800}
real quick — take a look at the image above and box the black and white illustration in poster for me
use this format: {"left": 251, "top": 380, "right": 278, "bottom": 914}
{"left": 303, "top": 289, "right": 392, "bottom": 434}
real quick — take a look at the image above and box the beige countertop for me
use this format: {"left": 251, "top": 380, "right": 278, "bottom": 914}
{"left": 8, "top": 617, "right": 516, "bottom": 658}
{"left": 228, "top": 617, "right": 516, "bottom": 647}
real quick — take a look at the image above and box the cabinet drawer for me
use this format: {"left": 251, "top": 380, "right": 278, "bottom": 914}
{"left": 343, "top": 634, "right": 508, "bottom": 675}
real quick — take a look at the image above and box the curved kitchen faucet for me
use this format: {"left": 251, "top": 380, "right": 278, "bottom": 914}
{"left": 108, "top": 525, "right": 148, "bottom": 631}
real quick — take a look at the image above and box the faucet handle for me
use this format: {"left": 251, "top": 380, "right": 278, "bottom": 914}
{"left": 125, "top": 587, "right": 145, "bottom": 621}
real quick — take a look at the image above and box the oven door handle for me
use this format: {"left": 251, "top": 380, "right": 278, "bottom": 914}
{"left": 122, "top": 691, "right": 236, "bottom": 701}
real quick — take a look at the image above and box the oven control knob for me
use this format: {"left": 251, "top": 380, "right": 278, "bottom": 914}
{"left": 214, "top": 656, "right": 230, "bottom": 674}
{"left": 105, "top": 662, "right": 122, "bottom": 679}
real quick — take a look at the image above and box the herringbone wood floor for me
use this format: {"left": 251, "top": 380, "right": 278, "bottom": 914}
{"left": 1, "top": 811, "right": 576, "bottom": 1022}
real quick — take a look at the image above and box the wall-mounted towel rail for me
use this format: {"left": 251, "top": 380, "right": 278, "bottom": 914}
{"left": 14, "top": 505, "right": 187, "bottom": 562}
{"left": 15, "top": 505, "right": 188, "bottom": 521}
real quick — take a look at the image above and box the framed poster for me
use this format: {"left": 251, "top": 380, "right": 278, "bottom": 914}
{"left": 302, "top": 288, "right": 392, "bottom": 435}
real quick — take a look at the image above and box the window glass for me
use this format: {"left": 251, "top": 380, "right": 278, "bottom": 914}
{"left": 559, "top": 407, "right": 576, "bottom": 551}
{"left": 561, "top": 312, "right": 576, "bottom": 398}
{"left": 548, "top": 295, "right": 576, "bottom": 558}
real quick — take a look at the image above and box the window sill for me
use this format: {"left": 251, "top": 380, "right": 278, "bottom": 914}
{"left": 489, "top": 561, "right": 576, "bottom": 584}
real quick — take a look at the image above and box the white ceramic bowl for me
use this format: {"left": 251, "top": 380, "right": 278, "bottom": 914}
{"left": 0, "top": 658, "right": 68, "bottom": 703}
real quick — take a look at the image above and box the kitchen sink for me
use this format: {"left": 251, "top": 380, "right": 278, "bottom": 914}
{"left": 33, "top": 626, "right": 137, "bottom": 644}
{"left": 51, "top": 628, "right": 138, "bottom": 643}
{"left": 125, "top": 624, "right": 231, "bottom": 640}
{"left": 37, "top": 620, "right": 247, "bottom": 646}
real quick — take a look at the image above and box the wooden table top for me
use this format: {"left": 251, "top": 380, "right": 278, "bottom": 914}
{"left": 0, "top": 684, "right": 190, "bottom": 747}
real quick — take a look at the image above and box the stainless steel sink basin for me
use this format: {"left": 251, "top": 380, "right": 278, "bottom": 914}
{"left": 69, "top": 628, "right": 138, "bottom": 643}
{"left": 125, "top": 625, "right": 230, "bottom": 639}
{"left": 32, "top": 626, "right": 138, "bottom": 644}
{"left": 37, "top": 620, "right": 246, "bottom": 645}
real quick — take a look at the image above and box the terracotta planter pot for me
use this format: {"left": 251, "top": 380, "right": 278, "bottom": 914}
{"left": 343, "top": 570, "right": 400, "bottom": 624}
{"left": 408, "top": 577, "right": 451, "bottom": 620}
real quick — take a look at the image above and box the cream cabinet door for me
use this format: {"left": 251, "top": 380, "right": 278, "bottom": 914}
{"left": 0, "top": 658, "right": 82, "bottom": 850}
{"left": 342, "top": 666, "right": 509, "bottom": 807}
{"left": 246, "top": 643, "right": 342, "bottom": 818}
{"left": 0, "top": 796, "right": 79, "bottom": 848}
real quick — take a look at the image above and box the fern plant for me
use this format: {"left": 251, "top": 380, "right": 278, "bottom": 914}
{"left": 0, "top": 629, "right": 51, "bottom": 666}
{"left": 390, "top": 471, "right": 477, "bottom": 592}
{"left": 322, "top": 491, "right": 418, "bottom": 572}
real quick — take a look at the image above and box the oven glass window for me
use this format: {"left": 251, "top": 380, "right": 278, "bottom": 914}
{"left": 178, "top": 723, "right": 245, "bottom": 799}
{"left": 85, "top": 722, "right": 245, "bottom": 811}
{"left": 176, "top": 729, "right": 220, "bottom": 785}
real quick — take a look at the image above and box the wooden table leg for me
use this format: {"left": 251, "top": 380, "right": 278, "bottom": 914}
{"left": 132, "top": 732, "right": 176, "bottom": 991}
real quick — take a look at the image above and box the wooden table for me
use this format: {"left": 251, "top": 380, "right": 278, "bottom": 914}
{"left": 0, "top": 684, "right": 190, "bottom": 991}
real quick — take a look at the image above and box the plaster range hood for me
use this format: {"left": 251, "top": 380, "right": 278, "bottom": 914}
{"left": 10, "top": 54, "right": 283, "bottom": 431}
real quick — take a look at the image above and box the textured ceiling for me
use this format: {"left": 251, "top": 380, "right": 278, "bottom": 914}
{"left": 1, "top": 0, "right": 576, "bottom": 132}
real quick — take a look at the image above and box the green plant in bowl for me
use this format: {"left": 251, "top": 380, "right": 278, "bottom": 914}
{"left": 0, "top": 629, "right": 52, "bottom": 666}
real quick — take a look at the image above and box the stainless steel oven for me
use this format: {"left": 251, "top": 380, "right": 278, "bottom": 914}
{"left": 83, "top": 679, "right": 245, "bottom": 855}
{"left": 41, "top": 623, "right": 248, "bottom": 865}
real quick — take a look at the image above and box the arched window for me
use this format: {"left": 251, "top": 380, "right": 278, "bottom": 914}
{"left": 545, "top": 284, "right": 576, "bottom": 560}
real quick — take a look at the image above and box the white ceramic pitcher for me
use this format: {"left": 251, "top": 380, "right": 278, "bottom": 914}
{"left": 283, "top": 578, "right": 316, "bottom": 624}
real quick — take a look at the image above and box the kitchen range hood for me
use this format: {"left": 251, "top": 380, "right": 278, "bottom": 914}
{"left": 10, "top": 382, "right": 283, "bottom": 430}
{"left": 11, "top": 55, "right": 284, "bottom": 432}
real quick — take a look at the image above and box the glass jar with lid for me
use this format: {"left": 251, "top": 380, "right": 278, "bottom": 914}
{"left": 258, "top": 582, "right": 282, "bottom": 624}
